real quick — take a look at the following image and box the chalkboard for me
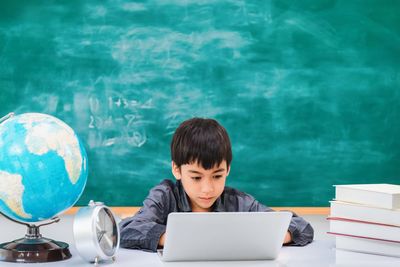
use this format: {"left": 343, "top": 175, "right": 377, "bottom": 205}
{"left": 1, "top": 0, "right": 399, "bottom": 207}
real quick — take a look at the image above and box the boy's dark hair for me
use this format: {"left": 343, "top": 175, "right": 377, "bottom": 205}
{"left": 171, "top": 118, "right": 232, "bottom": 169}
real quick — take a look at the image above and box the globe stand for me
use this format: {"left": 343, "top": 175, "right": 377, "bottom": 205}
{"left": 0, "top": 214, "right": 72, "bottom": 263}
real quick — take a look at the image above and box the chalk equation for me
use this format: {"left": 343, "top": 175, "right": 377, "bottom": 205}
{"left": 86, "top": 93, "right": 153, "bottom": 149}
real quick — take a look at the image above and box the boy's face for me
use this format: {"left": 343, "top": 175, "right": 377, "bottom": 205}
{"left": 172, "top": 160, "right": 230, "bottom": 212}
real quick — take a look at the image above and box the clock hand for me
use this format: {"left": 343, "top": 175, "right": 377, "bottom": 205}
{"left": 98, "top": 230, "right": 106, "bottom": 242}
{"left": 103, "top": 233, "right": 114, "bottom": 248}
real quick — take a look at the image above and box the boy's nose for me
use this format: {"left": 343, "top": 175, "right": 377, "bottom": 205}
{"left": 201, "top": 180, "right": 214, "bottom": 194}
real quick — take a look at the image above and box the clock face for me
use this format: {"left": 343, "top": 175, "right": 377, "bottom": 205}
{"left": 95, "top": 208, "right": 118, "bottom": 256}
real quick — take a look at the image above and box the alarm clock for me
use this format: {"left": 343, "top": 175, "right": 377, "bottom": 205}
{"left": 73, "top": 200, "right": 120, "bottom": 265}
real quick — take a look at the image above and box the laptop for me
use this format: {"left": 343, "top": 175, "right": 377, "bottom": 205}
{"left": 158, "top": 211, "right": 292, "bottom": 261}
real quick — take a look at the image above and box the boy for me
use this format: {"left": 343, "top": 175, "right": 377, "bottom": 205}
{"left": 119, "top": 118, "right": 314, "bottom": 251}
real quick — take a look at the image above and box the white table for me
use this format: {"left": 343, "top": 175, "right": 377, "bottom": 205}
{"left": 1, "top": 215, "right": 399, "bottom": 267}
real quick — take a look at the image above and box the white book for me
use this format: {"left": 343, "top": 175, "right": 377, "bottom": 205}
{"left": 334, "top": 184, "right": 400, "bottom": 209}
{"left": 330, "top": 200, "right": 400, "bottom": 226}
{"left": 329, "top": 217, "right": 400, "bottom": 242}
{"left": 333, "top": 233, "right": 400, "bottom": 258}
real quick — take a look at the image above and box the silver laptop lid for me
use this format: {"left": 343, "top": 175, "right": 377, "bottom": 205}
{"left": 160, "top": 211, "right": 292, "bottom": 261}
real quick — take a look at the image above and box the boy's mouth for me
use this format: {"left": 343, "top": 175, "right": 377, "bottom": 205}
{"left": 198, "top": 196, "right": 214, "bottom": 202}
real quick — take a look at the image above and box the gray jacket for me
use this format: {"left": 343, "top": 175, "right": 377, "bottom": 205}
{"left": 119, "top": 179, "right": 314, "bottom": 252}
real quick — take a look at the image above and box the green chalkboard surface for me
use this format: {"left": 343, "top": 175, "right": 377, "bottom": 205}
{"left": 1, "top": 0, "right": 399, "bottom": 207}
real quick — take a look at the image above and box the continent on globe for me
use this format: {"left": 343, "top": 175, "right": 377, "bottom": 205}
{"left": 19, "top": 114, "right": 83, "bottom": 184}
{"left": 0, "top": 170, "right": 31, "bottom": 219}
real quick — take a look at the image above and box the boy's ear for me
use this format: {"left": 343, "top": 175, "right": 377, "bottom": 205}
{"left": 171, "top": 161, "right": 182, "bottom": 180}
{"left": 226, "top": 165, "right": 230, "bottom": 177}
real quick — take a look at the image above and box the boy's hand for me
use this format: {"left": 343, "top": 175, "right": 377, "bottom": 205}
{"left": 283, "top": 231, "right": 292, "bottom": 244}
{"left": 158, "top": 233, "right": 166, "bottom": 247}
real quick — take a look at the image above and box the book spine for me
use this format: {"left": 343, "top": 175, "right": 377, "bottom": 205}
{"left": 334, "top": 235, "right": 400, "bottom": 258}
{"left": 327, "top": 217, "right": 400, "bottom": 228}
{"left": 329, "top": 218, "right": 400, "bottom": 241}
{"left": 336, "top": 187, "right": 392, "bottom": 209}
{"left": 328, "top": 232, "right": 400, "bottom": 244}
{"left": 330, "top": 201, "right": 400, "bottom": 226}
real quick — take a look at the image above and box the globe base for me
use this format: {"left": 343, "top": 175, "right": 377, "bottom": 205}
{"left": 0, "top": 237, "right": 71, "bottom": 263}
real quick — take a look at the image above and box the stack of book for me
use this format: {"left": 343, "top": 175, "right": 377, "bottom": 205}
{"left": 328, "top": 184, "right": 400, "bottom": 257}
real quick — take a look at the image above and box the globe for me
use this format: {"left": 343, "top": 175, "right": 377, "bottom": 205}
{"left": 0, "top": 113, "right": 88, "bottom": 223}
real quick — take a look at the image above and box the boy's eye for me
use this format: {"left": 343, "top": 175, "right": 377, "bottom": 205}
{"left": 213, "top": 175, "right": 223, "bottom": 179}
{"left": 191, "top": 177, "right": 201, "bottom": 181}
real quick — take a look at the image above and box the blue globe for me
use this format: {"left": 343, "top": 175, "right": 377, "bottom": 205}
{"left": 0, "top": 113, "right": 88, "bottom": 223}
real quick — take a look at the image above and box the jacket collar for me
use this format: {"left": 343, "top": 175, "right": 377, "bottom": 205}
{"left": 211, "top": 196, "right": 226, "bottom": 212}
{"left": 176, "top": 180, "right": 192, "bottom": 212}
